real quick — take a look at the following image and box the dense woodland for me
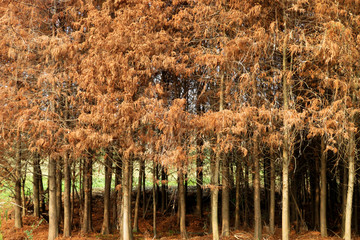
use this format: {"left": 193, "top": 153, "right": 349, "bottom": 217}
{"left": 0, "top": 0, "right": 360, "bottom": 239}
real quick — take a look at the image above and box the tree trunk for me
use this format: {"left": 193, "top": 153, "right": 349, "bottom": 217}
{"left": 210, "top": 148, "right": 220, "bottom": 240}
{"left": 142, "top": 160, "right": 146, "bottom": 218}
{"left": 282, "top": 10, "right": 290, "bottom": 239}
{"left": 48, "top": 157, "right": 58, "bottom": 240}
{"left": 113, "top": 155, "right": 122, "bottom": 231}
{"left": 63, "top": 154, "right": 71, "bottom": 237}
{"left": 122, "top": 158, "right": 132, "bottom": 240}
{"left": 341, "top": 163, "right": 347, "bottom": 237}
{"left": 14, "top": 137, "right": 22, "bottom": 228}
{"left": 33, "top": 156, "right": 40, "bottom": 218}
{"left": 344, "top": 131, "right": 356, "bottom": 240}
{"left": 315, "top": 155, "right": 320, "bottom": 230}
{"left": 14, "top": 156, "right": 22, "bottom": 228}
{"left": 282, "top": 144, "right": 290, "bottom": 240}
{"left": 161, "top": 167, "right": 166, "bottom": 213}
{"left": 235, "top": 154, "right": 241, "bottom": 229}
{"left": 269, "top": 149, "right": 275, "bottom": 234}
{"left": 195, "top": 153, "right": 203, "bottom": 217}
{"left": 320, "top": 136, "right": 327, "bottom": 236}
{"left": 244, "top": 161, "right": 249, "bottom": 228}
{"left": 179, "top": 169, "right": 187, "bottom": 239}
{"left": 101, "top": 156, "right": 112, "bottom": 235}
{"left": 56, "top": 160, "right": 62, "bottom": 226}
{"left": 152, "top": 161, "right": 157, "bottom": 239}
{"left": 71, "top": 161, "right": 76, "bottom": 226}
{"left": 82, "top": 157, "right": 92, "bottom": 234}
{"left": 133, "top": 159, "right": 143, "bottom": 233}
{"left": 21, "top": 177, "right": 26, "bottom": 217}
{"left": 210, "top": 74, "right": 224, "bottom": 240}
{"left": 254, "top": 146, "right": 262, "bottom": 240}
{"left": 221, "top": 154, "right": 230, "bottom": 237}
{"left": 39, "top": 166, "right": 46, "bottom": 213}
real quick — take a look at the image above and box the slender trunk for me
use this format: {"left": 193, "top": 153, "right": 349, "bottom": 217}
{"left": 221, "top": 155, "right": 230, "bottom": 237}
{"left": 128, "top": 161, "right": 133, "bottom": 231}
{"left": 122, "top": 158, "right": 132, "bottom": 240}
{"left": 33, "top": 156, "right": 40, "bottom": 218}
{"left": 344, "top": 131, "right": 356, "bottom": 240}
{"left": 244, "top": 161, "right": 249, "bottom": 228}
{"left": 142, "top": 160, "right": 146, "bottom": 218}
{"left": 211, "top": 149, "right": 220, "bottom": 240}
{"left": 48, "top": 157, "right": 58, "bottom": 240}
{"left": 101, "top": 156, "right": 112, "bottom": 234}
{"left": 211, "top": 74, "right": 224, "bottom": 240}
{"left": 14, "top": 159, "right": 22, "bottom": 228}
{"left": 282, "top": 9, "right": 290, "bottom": 239}
{"left": 152, "top": 161, "right": 157, "bottom": 238}
{"left": 56, "top": 160, "right": 62, "bottom": 225}
{"left": 320, "top": 136, "right": 327, "bottom": 236}
{"left": 39, "top": 166, "right": 45, "bottom": 213}
{"left": 71, "top": 161, "right": 75, "bottom": 226}
{"left": 14, "top": 137, "right": 22, "bottom": 228}
{"left": 282, "top": 145, "right": 290, "bottom": 240}
{"left": 63, "top": 155, "right": 71, "bottom": 237}
{"left": 254, "top": 147, "right": 262, "bottom": 240}
{"left": 81, "top": 157, "right": 92, "bottom": 233}
{"left": 195, "top": 153, "right": 203, "bottom": 217}
{"left": 155, "top": 165, "right": 160, "bottom": 209}
{"left": 79, "top": 158, "right": 84, "bottom": 225}
{"left": 179, "top": 169, "right": 187, "bottom": 239}
{"left": 315, "top": 156, "right": 320, "bottom": 230}
{"left": 235, "top": 154, "right": 241, "bottom": 229}
{"left": 21, "top": 177, "right": 26, "bottom": 217}
{"left": 161, "top": 167, "right": 166, "bottom": 213}
{"left": 133, "top": 159, "right": 143, "bottom": 232}
{"left": 341, "top": 164, "right": 347, "bottom": 237}
{"left": 113, "top": 156, "right": 121, "bottom": 231}
{"left": 269, "top": 149, "right": 275, "bottom": 234}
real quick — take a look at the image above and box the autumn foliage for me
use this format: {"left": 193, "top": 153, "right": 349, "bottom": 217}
{"left": 0, "top": 0, "right": 360, "bottom": 240}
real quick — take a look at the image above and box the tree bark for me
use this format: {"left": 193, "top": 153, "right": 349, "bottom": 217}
{"left": 210, "top": 148, "right": 220, "bottom": 240}
{"left": 254, "top": 145, "right": 262, "bottom": 240}
{"left": 320, "top": 136, "right": 327, "bottom": 236}
{"left": 269, "top": 149, "right": 275, "bottom": 235}
{"left": 101, "top": 156, "right": 112, "bottom": 234}
{"left": 152, "top": 161, "right": 157, "bottom": 239}
{"left": 48, "top": 157, "right": 58, "bottom": 240}
{"left": 221, "top": 154, "right": 230, "bottom": 237}
{"left": 14, "top": 144, "right": 22, "bottom": 228}
{"left": 341, "top": 163, "right": 347, "bottom": 237}
{"left": 81, "top": 157, "right": 92, "bottom": 234}
{"left": 21, "top": 177, "right": 26, "bottom": 217}
{"left": 315, "top": 155, "right": 320, "bottom": 230}
{"left": 122, "top": 158, "right": 132, "bottom": 240}
{"left": 142, "top": 160, "right": 146, "bottom": 218}
{"left": 195, "top": 153, "right": 203, "bottom": 217}
{"left": 282, "top": 8, "right": 290, "bottom": 239}
{"left": 244, "top": 161, "right": 249, "bottom": 228}
{"left": 63, "top": 154, "right": 71, "bottom": 237}
{"left": 161, "top": 167, "right": 166, "bottom": 213}
{"left": 179, "top": 169, "right": 187, "bottom": 239}
{"left": 33, "top": 155, "right": 40, "bottom": 218}
{"left": 344, "top": 130, "right": 356, "bottom": 240}
{"left": 56, "top": 160, "right": 62, "bottom": 225}
{"left": 235, "top": 153, "right": 241, "bottom": 229}
{"left": 39, "top": 165, "right": 45, "bottom": 213}
{"left": 133, "top": 159, "right": 143, "bottom": 232}
{"left": 113, "top": 155, "right": 122, "bottom": 231}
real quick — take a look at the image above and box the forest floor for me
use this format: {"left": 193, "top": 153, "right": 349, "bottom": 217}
{"left": 0, "top": 192, "right": 356, "bottom": 240}
{"left": 0, "top": 213, "right": 348, "bottom": 240}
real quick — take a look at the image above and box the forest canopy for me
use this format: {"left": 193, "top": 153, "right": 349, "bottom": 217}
{"left": 0, "top": 0, "right": 360, "bottom": 240}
